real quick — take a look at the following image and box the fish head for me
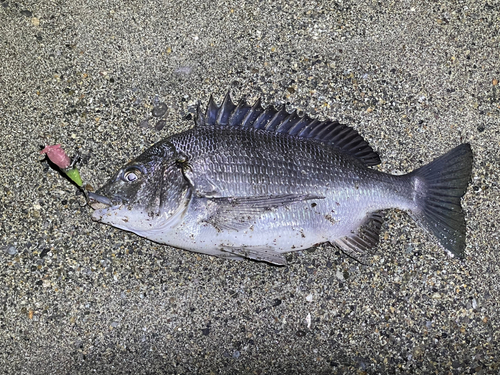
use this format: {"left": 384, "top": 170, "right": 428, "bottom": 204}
{"left": 89, "top": 141, "right": 190, "bottom": 234}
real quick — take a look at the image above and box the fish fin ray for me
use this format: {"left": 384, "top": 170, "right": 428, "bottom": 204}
{"left": 204, "top": 194, "right": 324, "bottom": 232}
{"left": 263, "top": 106, "right": 289, "bottom": 132}
{"left": 332, "top": 212, "right": 384, "bottom": 264}
{"left": 228, "top": 98, "right": 252, "bottom": 127}
{"left": 215, "top": 91, "right": 237, "bottom": 125}
{"left": 194, "top": 101, "right": 205, "bottom": 126}
{"left": 199, "top": 92, "right": 380, "bottom": 166}
{"left": 219, "top": 245, "right": 287, "bottom": 265}
{"left": 203, "top": 94, "right": 219, "bottom": 125}
{"left": 240, "top": 98, "right": 265, "bottom": 128}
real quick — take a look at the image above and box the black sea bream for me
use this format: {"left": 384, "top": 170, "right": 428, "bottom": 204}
{"left": 89, "top": 93, "right": 472, "bottom": 265}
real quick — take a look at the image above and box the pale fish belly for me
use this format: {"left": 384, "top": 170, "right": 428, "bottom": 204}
{"left": 146, "top": 176, "right": 416, "bottom": 264}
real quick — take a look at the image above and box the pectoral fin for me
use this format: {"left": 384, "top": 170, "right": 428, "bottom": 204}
{"left": 204, "top": 194, "right": 324, "bottom": 231}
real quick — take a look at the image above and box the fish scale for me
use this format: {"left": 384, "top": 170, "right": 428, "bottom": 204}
{"left": 89, "top": 93, "right": 472, "bottom": 265}
{"left": 172, "top": 126, "right": 353, "bottom": 197}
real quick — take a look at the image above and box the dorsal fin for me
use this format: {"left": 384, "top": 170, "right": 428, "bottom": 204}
{"left": 194, "top": 92, "right": 381, "bottom": 166}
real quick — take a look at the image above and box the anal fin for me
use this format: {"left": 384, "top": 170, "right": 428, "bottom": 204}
{"left": 332, "top": 212, "right": 384, "bottom": 264}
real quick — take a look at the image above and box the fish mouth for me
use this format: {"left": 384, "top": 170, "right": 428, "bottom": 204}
{"left": 88, "top": 192, "right": 113, "bottom": 210}
{"left": 88, "top": 192, "right": 127, "bottom": 223}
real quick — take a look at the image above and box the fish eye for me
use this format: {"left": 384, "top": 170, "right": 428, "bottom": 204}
{"left": 122, "top": 167, "right": 143, "bottom": 182}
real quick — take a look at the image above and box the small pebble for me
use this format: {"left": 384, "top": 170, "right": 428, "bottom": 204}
{"left": 139, "top": 118, "right": 150, "bottom": 128}
{"left": 155, "top": 119, "right": 166, "bottom": 131}
{"left": 272, "top": 298, "right": 281, "bottom": 307}
{"left": 296, "top": 330, "right": 306, "bottom": 337}
{"left": 6, "top": 245, "right": 17, "bottom": 256}
{"left": 174, "top": 66, "right": 193, "bottom": 75}
{"left": 335, "top": 270, "right": 344, "bottom": 281}
{"left": 152, "top": 102, "right": 168, "bottom": 117}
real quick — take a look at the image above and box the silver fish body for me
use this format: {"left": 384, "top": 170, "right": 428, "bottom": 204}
{"left": 89, "top": 93, "right": 472, "bottom": 265}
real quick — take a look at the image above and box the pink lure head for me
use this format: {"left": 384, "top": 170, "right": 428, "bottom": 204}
{"left": 40, "top": 144, "right": 71, "bottom": 169}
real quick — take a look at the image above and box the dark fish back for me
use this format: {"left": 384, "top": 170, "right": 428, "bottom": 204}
{"left": 169, "top": 125, "right": 370, "bottom": 198}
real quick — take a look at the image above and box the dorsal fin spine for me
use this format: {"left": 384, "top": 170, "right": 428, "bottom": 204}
{"left": 250, "top": 105, "right": 273, "bottom": 129}
{"left": 216, "top": 92, "right": 235, "bottom": 125}
{"left": 195, "top": 101, "right": 205, "bottom": 126}
{"left": 275, "top": 110, "right": 296, "bottom": 133}
{"left": 205, "top": 95, "right": 218, "bottom": 125}
{"left": 298, "top": 120, "right": 320, "bottom": 138}
{"left": 228, "top": 99, "right": 249, "bottom": 126}
{"left": 240, "top": 98, "right": 263, "bottom": 128}
{"left": 287, "top": 116, "right": 309, "bottom": 136}
{"left": 265, "top": 107, "right": 288, "bottom": 132}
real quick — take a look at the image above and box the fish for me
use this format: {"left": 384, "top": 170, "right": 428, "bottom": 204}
{"left": 88, "top": 92, "right": 473, "bottom": 265}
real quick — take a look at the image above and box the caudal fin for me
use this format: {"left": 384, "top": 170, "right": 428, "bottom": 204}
{"left": 408, "top": 143, "right": 472, "bottom": 258}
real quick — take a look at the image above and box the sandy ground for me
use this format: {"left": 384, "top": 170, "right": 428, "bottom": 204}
{"left": 1, "top": 0, "right": 499, "bottom": 373}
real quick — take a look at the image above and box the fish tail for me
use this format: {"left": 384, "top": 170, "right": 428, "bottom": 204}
{"left": 407, "top": 143, "right": 473, "bottom": 258}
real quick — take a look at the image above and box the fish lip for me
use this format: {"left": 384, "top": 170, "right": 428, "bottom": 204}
{"left": 88, "top": 192, "right": 114, "bottom": 210}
